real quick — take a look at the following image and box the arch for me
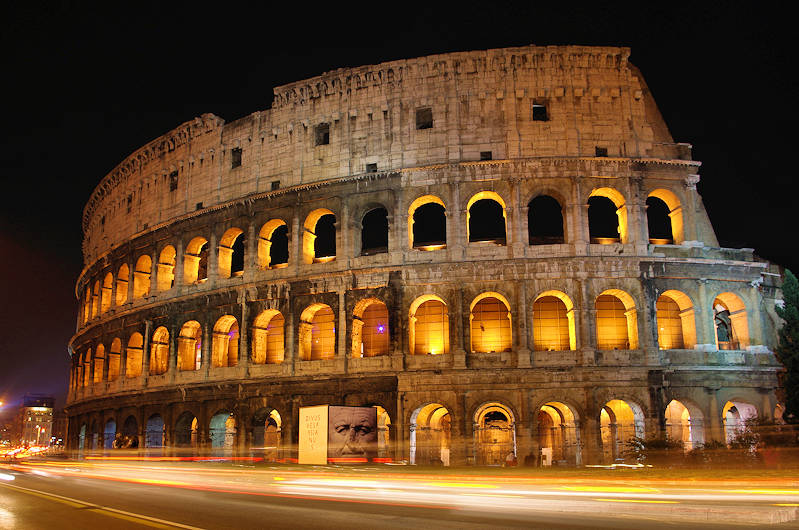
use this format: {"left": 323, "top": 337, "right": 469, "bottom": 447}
{"left": 361, "top": 207, "right": 389, "bottom": 255}
{"left": 116, "top": 264, "right": 129, "bottom": 306}
{"left": 656, "top": 290, "right": 697, "bottom": 350}
{"left": 218, "top": 227, "right": 245, "bottom": 279}
{"left": 466, "top": 191, "right": 507, "bottom": 244}
{"left": 528, "top": 195, "right": 565, "bottom": 245}
{"left": 303, "top": 209, "right": 336, "bottom": 264}
{"left": 184, "top": 237, "right": 209, "bottom": 284}
{"left": 93, "top": 344, "right": 105, "bottom": 384}
{"left": 82, "top": 286, "right": 91, "bottom": 323}
{"left": 352, "top": 298, "right": 389, "bottom": 358}
{"left": 149, "top": 326, "right": 169, "bottom": 375}
{"left": 145, "top": 414, "right": 165, "bottom": 448}
{"left": 83, "top": 348, "right": 92, "bottom": 387}
{"left": 665, "top": 399, "right": 705, "bottom": 450}
{"left": 258, "top": 219, "right": 289, "bottom": 269}
{"left": 374, "top": 405, "right": 392, "bottom": 460}
{"left": 209, "top": 411, "right": 236, "bottom": 455}
{"left": 600, "top": 399, "right": 645, "bottom": 463}
{"left": 588, "top": 187, "right": 627, "bottom": 244}
{"left": 101, "top": 272, "right": 113, "bottom": 313}
{"left": 410, "top": 403, "right": 451, "bottom": 466}
{"left": 473, "top": 402, "right": 516, "bottom": 466}
{"left": 537, "top": 401, "right": 582, "bottom": 466}
{"left": 126, "top": 332, "right": 144, "bottom": 378}
{"left": 91, "top": 280, "right": 100, "bottom": 318}
{"left": 212, "top": 316, "right": 239, "bottom": 367}
{"left": 103, "top": 419, "right": 116, "bottom": 449}
{"left": 252, "top": 310, "right": 285, "bottom": 364}
{"left": 252, "top": 408, "right": 282, "bottom": 461}
{"left": 78, "top": 424, "right": 86, "bottom": 451}
{"left": 408, "top": 195, "right": 446, "bottom": 250}
{"left": 595, "top": 289, "right": 638, "bottom": 350}
{"left": 409, "top": 295, "right": 449, "bottom": 355}
{"left": 714, "top": 292, "right": 749, "bottom": 350}
{"left": 469, "top": 292, "right": 512, "bottom": 353}
{"left": 119, "top": 415, "right": 138, "bottom": 448}
{"left": 174, "top": 411, "right": 198, "bottom": 447}
{"left": 108, "top": 338, "right": 122, "bottom": 381}
{"left": 177, "top": 321, "right": 202, "bottom": 371}
{"left": 533, "top": 290, "right": 576, "bottom": 351}
{"left": 298, "top": 304, "right": 336, "bottom": 360}
{"left": 132, "top": 255, "right": 151, "bottom": 299}
{"left": 647, "top": 189, "right": 684, "bottom": 244}
{"left": 723, "top": 400, "right": 758, "bottom": 445}
{"left": 156, "top": 245, "right": 176, "bottom": 291}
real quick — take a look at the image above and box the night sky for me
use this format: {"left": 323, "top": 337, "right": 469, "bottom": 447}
{"left": 1, "top": 3, "right": 795, "bottom": 411}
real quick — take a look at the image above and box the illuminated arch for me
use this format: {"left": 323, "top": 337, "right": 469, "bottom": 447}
{"left": 303, "top": 209, "right": 336, "bottom": 264}
{"left": 177, "top": 321, "right": 202, "bottom": 371}
{"left": 91, "top": 280, "right": 100, "bottom": 318}
{"left": 174, "top": 411, "right": 199, "bottom": 448}
{"left": 466, "top": 191, "right": 507, "bottom": 244}
{"left": 410, "top": 403, "right": 451, "bottom": 466}
{"left": 656, "top": 290, "right": 697, "bottom": 350}
{"left": 252, "top": 408, "right": 283, "bottom": 461}
{"left": 469, "top": 292, "right": 512, "bottom": 353}
{"left": 588, "top": 187, "right": 628, "bottom": 244}
{"left": 409, "top": 295, "right": 449, "bottom": 355}
{"left": 537, "top": 401, "right": 582, "bottom": 465}
{"left": 595, "top": 289, "right": 638, "bottom": 350}
{"left": 212, "top": 316, "right": 239, "bottom": 367}
{"left": 713, "top": 292, "right": 749, "bottom": 350}
{"left": 209, "top": 410, "right": 236, "bottom": 455}
{"left": 108, "top": 338, "right": 122, "bottom": 381}
{"left": 600, "top": 399, "right": 645, "bottom": 463}
{"left": 298, "top": 303, "right": 336, "bottom": 360}
{"left": 218, "top": 227, "right": 245, "bottom": 279}
{"left": 184, "top": 237, "right": 209, "bottom": 284}
{"left": 149, "top": 326, "right": 169, "bottom": 375}
{"left": 647, "top": 189, "right": 684, "bottom": 244}
{"left": 533, "top": 290, "right": 576, "bottom": 351}
{"left": 83, "top": 348, "right": 92, "bottom": 387}
{"left": 145, "top": 414, "right": 165, "bottom": 448}
{"left": 101, "top": 272, "right": 113, "bottom": 313}
{"left": 408, "top": 195, "right": 446, "bottom": 250}
{"left": 132, "top": 255, "right": 152, "bottom": 299}
{"left": 352, "top": 298, "right": 389, "bottom": 357}
{"left": 126, "top": 332, "right": 144, "bottom": 378}
{"left": 258, "top": 219, "right": 289, "bottom": 269}
{"left": 156, "top": 245, "right": 176, "bottom": 291}
{"left": 723, "top": 400, "right": 758, "bottom": 444}
{"left": 252, "top": 309, "right": 285, "bottom": 364}
{"left": 93, "top": 344, "right": 105, "bottom": 384}
{"left": 665, "top": 399, "right": 705, "bottom": 450}
{"left": 116, "top": 264, "right": 129, "bottom": 306}
{"left": 473, "top": 402, "right": 516, "bottom": 465}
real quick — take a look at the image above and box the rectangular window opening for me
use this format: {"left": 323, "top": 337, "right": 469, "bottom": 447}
{"left": 271, "top": 180, "right": 280, "bottom": 191}
{"left": 532, "top": 102, "right": 549, "bottom": 121}
{"left": 480, "top": 151, "right": 493, "bottom": 161}
{"left": 231, "top": 148, "right": 242, "bottom": 168}
{"left": 366, "top": 163, "right": 377, "bottom": 173}
{"left": 315, "top": 123, "right": 330, "bottom": 146}
{"left": 196, "top": 202, "right": 204, "bottom": 210}
{"left": 595, "top": 146, "right": 608, "bottom": 157}
{"left": 416, "top": 107, "right": 433, "bottom": 129}
{"left": 169, "top": 170, "right": 179, "bottom": 191}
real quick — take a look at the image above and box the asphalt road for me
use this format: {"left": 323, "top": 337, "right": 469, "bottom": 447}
{"left": 2, "top": 460, "right": 799, "bottom": 529}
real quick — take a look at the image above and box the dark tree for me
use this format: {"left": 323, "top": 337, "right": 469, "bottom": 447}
{"left": 776, "top": 269, "right": 799, "bottom": 423}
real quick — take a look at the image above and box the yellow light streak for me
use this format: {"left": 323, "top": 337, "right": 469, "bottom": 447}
{"left": 730, "top": 490, "right": 799, "bottom": 495}
{"left": 425, "top": 482, "right": 498, "bottom": 489}
{"left": 561, "top": 486, "right": 660, "bottom": 493}
{"left": 594, "top": 498, "right": 679, "bottom": 504}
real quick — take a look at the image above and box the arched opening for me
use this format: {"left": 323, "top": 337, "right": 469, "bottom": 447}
{"left": 157, "top": 245, "right": 176, "bottom": 291}
{"left": 116, "top": 264, "right": 129, "bottom": 306}
{"left": 647, "top": 189, "right": 683, "bottom": 244}
{"left": 303, "top": 209, "right": 336, "bottom": 264}
{"left": 209, "top": 411, "right": 236, "bottom": 455}
{"left": 408, "top": 195, "right": 446, "bottom": 250}
{"left": 410, "top": 403, "right": 451, "bottom": 466}
{"left": 103, "top": 419, "right": 116, "bottom": 449}
{"left": 533, "top": 291, "right": 576, "bottom": 351}
{"left": 474, "top": 403, "right": 516, "bottom": 466}
{"left": 177, "top": 321, "right": 202, "bottom": 371}
{"left": 298, "top": 304, "right": 335, "bottom": 360}
{"left": 537, "top": 402, "right": 582, "bottom": 466}
{"left": 361, "top": 207, "right": 389, "bottom": 255}
{"left": 184, "top": 237, "right": 209, "bottom": 284}
{"left": 119, "top": 416, "right": 138, "bottom": 448}
{"left": 90, "top": 420, "right": 99, "bottom": 450}
{"left": 149, "top": 326, "right": 169, "bottom": 375}
{"left": 595, "top": 289, "right": 638, "bottom": 350}
{"left": 528, "top": 195, "right": 565, "bottom": 245}
{"left": 219, "top": 228, "right": 245, "bottom": 279}
{"left": 91, "top": 280, "right": 100, "bottom": 318}
{"left": 723, "top": 400, "right": 758, "bottom": 445}
{"left": 374, "top": 406, "right": 391, "bottom": 460}
{"left": 126, "top": 333, "right": 144, "bottom": 378}
{"left": 132, "top": 255, "right": 151, "bottom": 299}
{"left": 174, "top": 412, "right": 198, "bottom": 448}
{"left": 252, "top": 310, "right": 285, "bottom": 364}
{"left": 82, "top": 349, "right": 92, "bottom": 387}
{"left": 101, "top": 272, "right": 113, "bottom": 313}
{"left": 82, "top": 286, "right": 91, "bottom": 323}
{"left": 467, "top": 192, "right": 506, "bottom": 245}
{"left": 93, "top": 344, "right": 105, "bottom": 384}
{"left": 212, "top": 316, "right": 239, "bottom": 367}
{"left": 714, "top": 293, "right": 749, "bottom": 350}
{"left": 600, "top": 399, "right": 645, "bottom": 463}
{"left": 108, "top": 338, "right": 121, "bottom": 381}
{"left": 409, "top": 295, "right": 449, "bottom": 355}
{"left": 665, "top": 399, "right": 704, "bottom": 450}
{"left": 145, "top": 414, "right": 165, "bottom": 448}
{"left": 470, "top": 293, "right": 512, "bottom": 353}
{"left": 258, "top": 220, "right": 289, "bottom": 269}
{"left": 588, "top": 188, "right": 627, "bottom": 244}
{"left": 656, "top": 290, "right": 697, "bottom": 350}
{"left": 352, "top": 298, "right": 389, "bottom": 358}
{"left": 252, "top": 409, "right": 282, "bottom": 462}
{"left": 78, "top": 424, "right": 86, "bottom": 451}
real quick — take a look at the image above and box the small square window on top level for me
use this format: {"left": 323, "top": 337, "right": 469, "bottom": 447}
{"left": 532, "top": 102, "right": 549, "bottom": 121}
{"left": 416, "top": 107, "right": 433, "bottom": 129}
{"left": 231, "top": 148, "right": 242, "bottom": 168}
{"left": 315, "top": 123, "right": 330, "bottom": 146}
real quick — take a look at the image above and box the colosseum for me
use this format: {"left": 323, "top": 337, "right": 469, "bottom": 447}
{"left": 66, "top": 45, "right": 784, "bottom": 466}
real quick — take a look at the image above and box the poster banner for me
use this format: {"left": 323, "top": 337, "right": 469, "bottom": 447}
{"left": 327, "top": 406, "right": 378, "bottom": 463}
{"left": 298, "top": 405, "right": 328, "bottom": 465}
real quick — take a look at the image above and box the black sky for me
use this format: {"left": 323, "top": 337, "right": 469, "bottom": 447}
{"left": 1, "top": 2, "right": 795, "bottom": 411}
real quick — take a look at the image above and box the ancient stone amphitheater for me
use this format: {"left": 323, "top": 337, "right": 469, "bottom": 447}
{"left": 67, "top": 45, "right": 784, "bottom": 465}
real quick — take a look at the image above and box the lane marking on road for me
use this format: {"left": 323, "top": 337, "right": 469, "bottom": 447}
{"left": 593, "top": 498, "right": 679, "bottom": 504}
{"left": 0, "top": 482, "right": 206, "bottom": 529}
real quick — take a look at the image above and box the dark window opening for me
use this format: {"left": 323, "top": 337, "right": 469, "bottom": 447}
{"left": 271, "top": 180, "right": 280, "bottom": 191}
{"left": 468, "top": 199, "right": 506, "bottom": 244}
{"left": 532, "top": 102, "right": 549, "bottom": 121}
{"left": 169, "top": 171, "right": 179, "bottom": 191}
{"left": 197, "top": 243, "right": 209, "bottom": 281}
{"left": 127, "top": 195, "right": 133, "bottom": 214}
{"left": 480, "top": 151, "right": 493, "bottom": 161}
{"left": 315, "top": 123, "right": 330, "bottom": 146}
{"left": 231, "top": 148, "right": 242, "bottom": 168}
{"left": 595, "top": 146, "right": 608, "bottom": 157}
{"left": 196, "top": 202, "right": 204, "bottom": 210}
{"left": 100, "top": 215, "right": 105, "bottom": 226}
{"left": 413, "top": 203, "right": 446, "bottom": 248}
{"left": 646, "top": 196, "right": 673, "bottom": 244}
{"left": 528, "top": 195, "right": 564, "bottom": 245}
{"left": 588, "top": 196, "right": 620, "bottom": 242}
{"left": 270, "top": 225, "right": 289, "bottom": 266}
{"left": 361, "top": 208, "right": 389, "bottom": 255}
{"left": 366, "top": 163, "right": 377, "bottom": 173}
{"left": 314, "top": 214, "right": 336, "bottom": 258}
{"left": 231, "top": 234, "right": 245, "bottom": 275}
{"left": 416, "top": 107, "right": 433, "bottom": 130}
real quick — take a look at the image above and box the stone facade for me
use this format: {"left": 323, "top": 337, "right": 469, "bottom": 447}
{"left": 67, "top": 45, "right": 783, "bottom": 465}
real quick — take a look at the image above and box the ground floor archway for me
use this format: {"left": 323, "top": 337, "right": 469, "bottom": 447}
{"left": 600, "top": 399, "right": 644, "bottom": 463}
{"left": 538, "top": 401, "right": 581, "bottom": 465}
{"left": 474, "top": 402, "right": 516, "bottom": 466}
{"left": 410, "top": 403, "right": 451, "bottom": 466}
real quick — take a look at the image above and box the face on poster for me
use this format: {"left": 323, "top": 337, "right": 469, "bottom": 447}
{"left": 327, "top": 406, "right": 377, "bottom": 460}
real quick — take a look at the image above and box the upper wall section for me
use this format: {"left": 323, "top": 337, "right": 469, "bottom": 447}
{"left": 82, "top": 45, "right": 687, "bottom": 265}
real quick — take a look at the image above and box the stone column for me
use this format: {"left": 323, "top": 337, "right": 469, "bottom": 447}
{"left": 706, "top": 388, "right": 724, "bottom": 443}
{"left": 142, "top": 320, "right": 152, "bottom": 381}
{"left": 338, "top": 288, "right": 347, "bottom": 371}
{"left": 517, "top": 280, "right": 531, "bottom": 367}
{"left": 202, "top": 321, "right": 212, "bottom": 377}
{"left": 683, "top": 175, "right": 701, "bottom": 244}
{"left": 126, "top": 260, "right": 135, "bottom": 304}
{"left": 452, "top": 288, "right": 466, "bottom": 368}
{"left": 246, "top": 222, "right": 257, "bottom": 279}
{"left": 168, "top": 322, "right": 178, "bottom": 383}
{"left": 174, "top": 237, "right": 185, "bottom": 290}
{"left": 695, "top": 279, "right": 716, "bottom": 350}
{"left": 239, "top": 293, "right": 250, "bottom": 373}
{"left": 150, "top": 249, "right": 159, "bottom": 296}
{"left": 207, "top": 231, "right": 219, "bottom": 288}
